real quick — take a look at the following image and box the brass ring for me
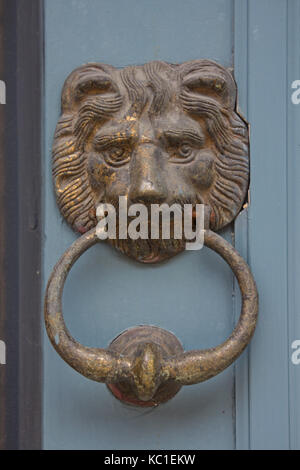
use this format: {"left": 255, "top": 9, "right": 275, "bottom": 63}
{"left": 44, "top": 228, "right": 258, "bottom": 406}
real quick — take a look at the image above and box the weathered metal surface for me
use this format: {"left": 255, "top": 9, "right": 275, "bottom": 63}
{"left": 44, "top": 228, "right": 258, "bottom": 406}
{"left": 107, "top": 326, "right": 183, "bottom": 407}
{"left": 52, "top": 60, "right": 249, "bottom": 263}
{"left": 45, "top": 58, "right": 257, "bottom": 407}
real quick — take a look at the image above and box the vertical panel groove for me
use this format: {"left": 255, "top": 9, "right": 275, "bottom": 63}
{"left": 287, "top": 0, "right": 300, "bottom": 450}
{"left": 233, "top": 0, "right": 250, "bottom": 450}
{"left": 286, "top": 0, "right": 290, "bottom": 449}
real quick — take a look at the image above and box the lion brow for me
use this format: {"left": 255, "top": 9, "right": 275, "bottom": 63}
{"left": 94, "top": 129, "right": 136, "bottom": 147}
{"left": 162, "top": 128, "right": 205, "bottom": 146}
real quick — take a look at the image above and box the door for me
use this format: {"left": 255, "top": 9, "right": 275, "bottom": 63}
{"left": 1, "top": 0, "right": 300, "bottom": 451}
{"left": 44, "top": 0, "right": 237, "bottom": 450}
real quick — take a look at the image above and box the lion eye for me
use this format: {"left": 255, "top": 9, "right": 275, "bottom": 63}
{"left": 169, "top": 142, "right": 195, "bottom": 163}
{"left": 103, "top": 146, "right": 130, "bottom": 167}
{"left": 178, "top": 143, "right": 193, "bottom": 158}
{"left": 109, "top": 147, "right": 124, "bottom": 160}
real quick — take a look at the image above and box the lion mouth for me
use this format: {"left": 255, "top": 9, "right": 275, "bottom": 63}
{"left": 109, "top": 237, "right": 186, "bottom": 264}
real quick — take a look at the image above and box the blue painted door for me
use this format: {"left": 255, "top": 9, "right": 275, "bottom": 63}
{"left": 43, "top": 0, "right": 300, "bottom": 449}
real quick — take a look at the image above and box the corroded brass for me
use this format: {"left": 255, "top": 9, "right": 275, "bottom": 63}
{"left": 45, "top": 59, "right": 257, "bottom": 407}
{"left": 44, "top": 228, "right": 258, "bottom": 407}
{"left": 52, "top": 60, "right": 249, "bottom": 263}
{"left": 107, "top": 326, "right": 184, "bottom": 407}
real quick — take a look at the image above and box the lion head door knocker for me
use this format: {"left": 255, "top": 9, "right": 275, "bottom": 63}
{"left": 45, "top": 60, "right": 258, "bottom": 407}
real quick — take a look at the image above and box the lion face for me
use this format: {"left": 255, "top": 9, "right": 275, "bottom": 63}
{"left": 53, "top": 60, "right": 249, "bottom": 263}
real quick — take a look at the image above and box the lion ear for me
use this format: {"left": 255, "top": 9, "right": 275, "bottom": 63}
{"left": 181, "top": 61, "right": 236, "bottom": 109}
{"left": 60, "top": 63, "right": 118, "bottom": 112}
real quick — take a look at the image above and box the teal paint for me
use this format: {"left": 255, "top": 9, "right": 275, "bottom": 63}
{"left": 234, "top": 0, "right": 300, "bottom": 450}
{"left": 246, "top": 0, "right": 290, "bottom": 450}
{"left": 43, "top": 0, "right": 236, "bottom": 449}
{"left": 43, "top": 0, "right": 300, "bottom": 450}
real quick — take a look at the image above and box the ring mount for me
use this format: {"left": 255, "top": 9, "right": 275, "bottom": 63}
{"left": 107, "top": 326, "right": 183, "bottom": 407}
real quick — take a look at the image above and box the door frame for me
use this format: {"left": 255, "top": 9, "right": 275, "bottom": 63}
{"left": 0, "top": 0, "right": 43, "bottom": 450}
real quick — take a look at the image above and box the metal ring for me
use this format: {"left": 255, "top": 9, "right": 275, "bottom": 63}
{"left": 44, "top": 228, "right": 258, "bottom": 403}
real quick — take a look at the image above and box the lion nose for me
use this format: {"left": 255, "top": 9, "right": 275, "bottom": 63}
{"left": 130, "top": 179, "right": 166, "bottom": 205}
{"left": 129, "top": 145, "right": 167, "bottom": 204}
